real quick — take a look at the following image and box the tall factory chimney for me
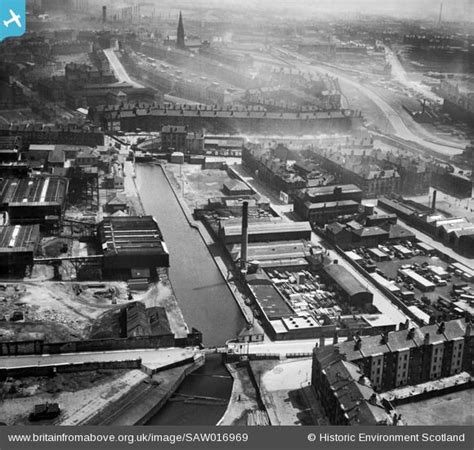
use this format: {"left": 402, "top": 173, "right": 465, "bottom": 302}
{"left": 102, "top": 5, "right": 107, "bottom": 23}
{"left": 240, "top": 201, "right": 249, "bottom": 273}
{"left": 438, "top": 2, "right": 443, "bottom": 25}
{"left": 432, "top": 190, "right": 437, "bottom": 211}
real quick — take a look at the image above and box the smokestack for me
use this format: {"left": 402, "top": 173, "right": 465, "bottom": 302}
{"left": 438, "top": 2, "right": 443, "bottom": 25}
{"left": 432, "top": 190, "right": 437, "bottom": 211}
{"left": 102, "top": 5, "right": 106, "bottom": 23}
{"left": 240, "top": 201, "right": 249, "bottom": 273}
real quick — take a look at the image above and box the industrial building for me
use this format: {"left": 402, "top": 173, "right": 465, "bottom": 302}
{"left": 219, "top": 218, "right": 312, "bottom": 244}
{"left": 246, "top": 272, "right": 331, "bottom": 340}
{"left": 222, "top": 179, "right": 254, "bottom": 197}
{"left": 293, "top": 184, "right": 363, "bottom": 224}
{"left": 322, "top": 263, "right": 373, "bottom": 309}
{"left": 0, "top": 176, "right": 68, "bottom": 225}
{"left": 98, "top": 216, "right": 169, "bottom": 279}
{"left": 227, "top": 240, "right": 321, "bottom": 270}
{"left": 0, "top": 225, "right": 40, "bottom": 275}
{"left": 321, "top": 319, "right": 472, "bottom": 392}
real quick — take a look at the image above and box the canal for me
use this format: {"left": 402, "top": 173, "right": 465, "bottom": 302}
{"left": 135, "top": 163, "right": 246, "bottom": 347}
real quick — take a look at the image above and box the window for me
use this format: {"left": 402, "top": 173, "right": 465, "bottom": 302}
{"left": 404, "top": 354, "right": 408, "bottom": 360}
{"left": 434, "top": 357, "right": 437, "bottom": 363}
{"left": 377, "top": 368, "right": 380, "bottom": 375}
{"left": 378, "top": 360, "right": 381, "bottom": 365}
{"left": 434, "top": 348, "right": 438, "bottom": 354}
{"left": 403, "top": 363, "right": 407, "bottom": 369}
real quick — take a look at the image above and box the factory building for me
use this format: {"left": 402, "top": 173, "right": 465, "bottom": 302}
{"left": 0, "top": 136, "right": 22, "bottom": 162}
{"left": 219, "top": 219, "right": 312, "bottom": 244}
{"left": 0, "top": 225, "right": 40, "bottom": 275}
{"left": 246, "top": 272, "right": 332, "bottom": 340}
{"left": 98, "top": 216, "right": 169, "bottom": 279}
{"left": 161, "top": 125, "right": 188, "bottom": 152}
{"left": 0, "top": 176, "right": 68, "bottom": 225}
{"left": 293, "top": 185, "right": 363, "bottom": 224}
{"left": 322, "top": 263, "right": 373, "bottom": 309}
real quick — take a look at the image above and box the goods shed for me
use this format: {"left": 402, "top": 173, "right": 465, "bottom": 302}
{"left": 323, "top": 263, "right": 373, "bottom": 308}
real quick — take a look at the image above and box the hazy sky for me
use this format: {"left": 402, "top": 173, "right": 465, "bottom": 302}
{"left": 167, "top": 0, "right": 473, "bottom": 22}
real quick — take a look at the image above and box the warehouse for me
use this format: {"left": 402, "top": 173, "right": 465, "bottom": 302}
{"left": 322, "top": 263, "right": 373, "bottom": 308}
{"left": 227, "top": 240, "right": 317, "bottom": 269}
{"left": 222, "top": 179, "right": 254, "bottom": 197}
{"left": 398, "top": 268, "right": 436, "bottom": 292}
{"left": 98, "top": 216, "right": 169, "bottom": 279}
{"left": 0, "top": 224, "right": 40, "bottom": 275}
{"left": 0, "top": 176, "right": 68, "bottom": 225}
{"left": 295, "top": 199, "right": 360, "bottom": 224}
{"left": 219, "top": 219, "right": 312, "bottom": 244}
{"left": 246, "top": 273, "right": 326, "bottom": 340}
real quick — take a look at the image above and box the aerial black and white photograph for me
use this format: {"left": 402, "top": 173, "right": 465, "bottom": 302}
{"left": 0, "top": 0, "right": 473, "bottom": 432}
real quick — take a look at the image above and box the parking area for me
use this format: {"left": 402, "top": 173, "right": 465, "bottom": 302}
{"left": 350, "top": 240, "right": 473, "bottom": 324}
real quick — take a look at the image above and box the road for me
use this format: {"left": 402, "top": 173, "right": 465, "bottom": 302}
{"left": 0, "top": 347, "right": 199, "bottom": 370}
{"left": 282, "top": 49, "right": 465, "bottom": 157}
{"left": 103, "top": 48, "right": 143, "bottom": 88}
{"left": 384, "top": 46, "right": 443, "bottom": 104}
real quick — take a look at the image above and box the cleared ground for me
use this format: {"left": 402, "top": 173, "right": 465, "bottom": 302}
{"left": 0, "top": 369, "right": 146, "bottom": 426}
{"left": 0, "top": 282, "right": 129, "bottom": 341}
{"left": 396, "top": 389, "right": 474, "bottom": 426}
{"left": 165, "top": 164, "right": 238, "bottom": 209}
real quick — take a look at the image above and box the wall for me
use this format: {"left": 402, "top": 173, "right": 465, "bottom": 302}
{"left": 0, "top": 330, "right": 202, "bottom": 357}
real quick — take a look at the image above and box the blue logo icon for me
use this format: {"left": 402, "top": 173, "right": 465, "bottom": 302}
{"left": 1, "top": 0, "right": 26, "bottom": 42}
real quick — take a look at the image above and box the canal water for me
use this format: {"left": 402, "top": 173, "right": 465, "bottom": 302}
{"left": 146, "top": 353, "right": 233, "bottom": 426}
{"left": 135, "top": 163, "right": 246, "bottom": 347}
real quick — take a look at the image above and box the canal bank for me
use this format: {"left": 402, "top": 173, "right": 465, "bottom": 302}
{"left": 135, "top": 163, "right": 246, "bottom": 347}
{"left": 159, "top": 163, "right": 255, "bottom": 327}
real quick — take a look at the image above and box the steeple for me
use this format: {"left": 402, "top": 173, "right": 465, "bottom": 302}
{"left": 177, "top": 11, "right": 185, "bottom": 50}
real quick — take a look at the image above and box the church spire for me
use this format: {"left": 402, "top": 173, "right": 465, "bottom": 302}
{"left": 177, "top": 11, "right": 185, "bottom": 49}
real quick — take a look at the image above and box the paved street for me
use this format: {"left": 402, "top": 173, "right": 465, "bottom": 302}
{"left": 0, "top": 347, "right": 199, "bottom": 371}
{"left": 103, "top": 48, "right": 143, "bottom": 88}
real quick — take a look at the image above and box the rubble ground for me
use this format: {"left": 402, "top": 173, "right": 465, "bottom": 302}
{"left": 0, "top": 281, "right": 129, "bottom": 341}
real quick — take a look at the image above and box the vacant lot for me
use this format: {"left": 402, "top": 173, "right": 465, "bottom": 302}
{"left": 396, "top": 389, "right": 473, "bottom": 426}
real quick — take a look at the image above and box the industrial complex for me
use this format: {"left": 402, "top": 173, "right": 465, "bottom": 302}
{"left": 0, "top": 0, "right": 472, "bottom": 433}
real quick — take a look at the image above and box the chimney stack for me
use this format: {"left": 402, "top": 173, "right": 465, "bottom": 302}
{"left": 354, "top": 337, "right": 362, "bottom": 351}
{"left": 424, "top": 333, "right": 430, "bottom": 346}
{"left": 465, "top": 321, "right": 472, "bottom": 337}
{"left": 432, "top": 190, "right": 437, "bottom": 212}
{"left": 102, "top": 5, "right": 107, "bottom": 23}
{"left": 240, "top": 201, "right": 249, "bottom": 273}
{"left": 437, "top": 321, "right": 445, "bottom": 334}
{"left": 319, "top": 335, "right": 325, "bottom": 348}
{"left": 333, "top": 332, "right": 339, "bottom": 345}
{"left": 408, "top": 328, "right": 415, "bottom": 339}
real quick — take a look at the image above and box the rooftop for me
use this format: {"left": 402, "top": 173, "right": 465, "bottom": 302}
{"left": 98, "top": 216, "right": 168, "bottom": 258}
{"left": 0, "top": 176, "right": 68, "bottom": 207}
{"left": 0, "top": 225, "right": 40, "bottom": 253}
{"left": 323, "top": 264, "right": 370, "bottom": 298}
